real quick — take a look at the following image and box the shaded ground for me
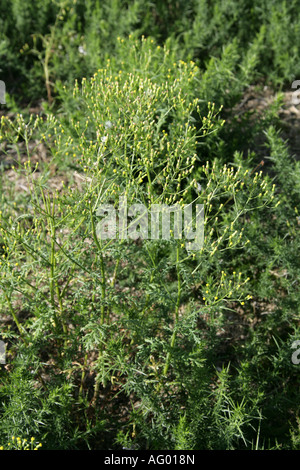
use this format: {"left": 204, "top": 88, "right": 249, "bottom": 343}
{"left": 230, "top": 85, "right": 300, "bottom": 160}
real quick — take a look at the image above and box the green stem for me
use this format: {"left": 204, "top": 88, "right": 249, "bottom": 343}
{"left": 89, "top": 201, "right": 107, "bottom": 403}
{"left": 46, "top": 195, "right": 66, "bottom": 335}
{"left": 48, "top": 198, "right": 60, "bottom": 330}
{"left": 55, "top": 280, "right": 67, "bottom": 335}
{"left": 79, "top": 353, "right": 88, "bottom": 398}
{"left": 89, "top": 202, "right": 106, "bottom": 324}
{"left": 111, "top": 259, "right": 120, "bottom": 289}
{"left": 162, "top": 243, "right": 181, "bottom": 378}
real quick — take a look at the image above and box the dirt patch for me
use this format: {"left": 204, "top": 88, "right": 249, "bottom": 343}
{"left": 278, "top": 91, "right": 300, "bottom": 160}
{"left": 230, "top": 84, "right": 300, "bottom": 161}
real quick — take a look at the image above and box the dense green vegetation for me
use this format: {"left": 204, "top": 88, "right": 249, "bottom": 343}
{"left": 0, "top": 0, "right": 299, "bottom": 450}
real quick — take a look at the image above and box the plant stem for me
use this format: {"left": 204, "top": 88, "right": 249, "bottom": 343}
{"left": 89, "top": 201, "right": 106, "bottom": 324}
{"left": 89, "top": 201, "right": 107, "bottom": 403}
{"left": 162, "top": 242, "right": 181, "bottom": 377}
{"left": 79, "top": 353, "right": 88, "bottom": 398}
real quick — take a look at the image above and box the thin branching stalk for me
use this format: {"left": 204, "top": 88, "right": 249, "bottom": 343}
{"left": 89, "top": 201, "right": 106, "bottom": 324}
{"left": 162, "top": 242, "right": 182, "bottom": 378}
{"left": 89, "top": 201, "right": 108, "bottom": 403}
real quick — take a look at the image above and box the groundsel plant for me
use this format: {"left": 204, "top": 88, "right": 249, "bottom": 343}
{"left": 0, "top": 436, "right": 42, "bottom": 451}
{"left": 0, "top": 36, "right": 279, "bottom": 447}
